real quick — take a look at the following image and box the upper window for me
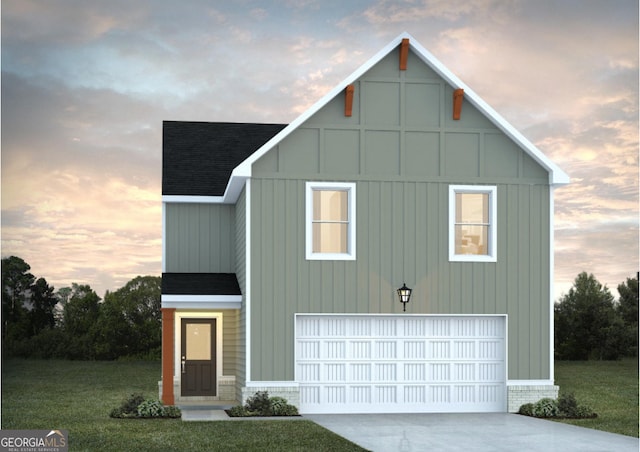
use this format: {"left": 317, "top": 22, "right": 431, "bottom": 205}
{"left": 449, "top": 185, "right": 497, "bottom": 262}
{"left": 306, "top": 182, "right": 356, "bottom": 260}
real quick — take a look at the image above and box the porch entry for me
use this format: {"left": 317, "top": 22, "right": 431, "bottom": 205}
{"left": 181, "top": 318, "right": 217, "bottom": 396}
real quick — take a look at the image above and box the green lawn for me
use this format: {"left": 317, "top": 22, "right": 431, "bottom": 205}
{"left": 554, "top": 358, "right": 639, "bottom": 437}
{"left": 1, "top": 360, "right": 367, "bottom": 452}
{"left": 3, "top": 359, "right": 638, "bottom": 450}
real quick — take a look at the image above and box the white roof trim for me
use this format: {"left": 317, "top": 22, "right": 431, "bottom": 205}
{"left": 161, "top": 294, "right": 242, "bottom": 309}
{"left": 162, "top": 195, "right": 225, "bottom": 204}
{"left": 223, "top": 32, "right": 568, "bottom": 203}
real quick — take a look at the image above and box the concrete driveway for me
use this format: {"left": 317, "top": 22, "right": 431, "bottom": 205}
{"left": 305, "top": 413, "right": 639, "bottom": 452}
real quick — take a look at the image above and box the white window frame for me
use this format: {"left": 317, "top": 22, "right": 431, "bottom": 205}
{"left": 305, "top": 182, "right": 356, "bottom": 261}
{"left": 449, "top": 185, "right": 497, "bottom": 262}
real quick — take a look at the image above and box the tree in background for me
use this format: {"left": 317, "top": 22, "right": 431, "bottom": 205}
{"left": 2, "top": 256, "right": 164, "bottom": 360}
{"left": 29, "top": 277, "right": 57, "bottom": 335}
{"left": 1, "top": 256, "right": 35, "bottom": 345}
{"left": 61, "top": 283, "right": 101, "bottom": 359}
{"left": 95, "top": 276, "right": 161, "bottom": 360}
{"left": 555, "top": 272, "right": 628, "bottom": 360}
{"left": 617, "top": 275, "right": 638, "bottom": 357}
{"left": 2, "top": 256, "right": 60, "bottom": 356}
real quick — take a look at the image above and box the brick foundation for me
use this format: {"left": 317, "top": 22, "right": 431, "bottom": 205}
{"left": 236, "top": 382, "right": 559, "bottom": 413}
{"left": 507, "top": 383, "right": 559, "bottom": 412}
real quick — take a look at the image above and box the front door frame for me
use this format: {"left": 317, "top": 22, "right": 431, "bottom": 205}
{"left": 175, "top": 311, "right": 223, "bottom": 399}
{"left": 181, "top": 318, "right": 216, "bottom": 396}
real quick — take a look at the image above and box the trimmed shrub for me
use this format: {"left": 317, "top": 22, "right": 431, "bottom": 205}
{"left": 273, "top": 403, "right": 298, "bottom": 416}
{"left": 137, "top": 399, "right": 164, "bottom": 418}
{"left": 226, "top": 392, "right": 299, "bottom": 417}
{"left": 245, "top": 391, "right": 272, "bottom": 416}
{"left": 532, "top": 398, "right": 559, "bottom": 418}
{"left": 557, "top": 392, "right": 579, "bottom": 418}
{"left": 270, "top": 396, "right": 299, "bottom": 416}
{"left": 110, "top": 394, "right": 181, "bottom": 419}
{"left": 518, "top": 394, "right": 597, "bottom": 419}
{"left": 269, "top": 396, "right": 288, "bottom": 415}
{"left": 110, "top": 393, "right": 145, "bottom": 418}
{"left": 227, "top": 405, "right": 249, "bottom": 417}
{"left": 517, "top": 403, "right": 535, "bottom": 416}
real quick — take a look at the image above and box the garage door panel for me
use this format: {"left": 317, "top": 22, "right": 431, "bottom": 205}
{"left": 296, "top": 315, "right": 506, "bottom": 414}
{"left": 351, "top": 341, "right": 371, "bottom": 358}
{"left": 429, "top": 340, "right": 450, "bottom": 358}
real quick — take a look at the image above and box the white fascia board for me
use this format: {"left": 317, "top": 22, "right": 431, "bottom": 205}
{"left": 162, "top": 195, "right": 226, "bottom": 204}
{"left": 162, "top": 189, "right": 244, "bottom": 204}
{"left": 407, "top": 36, "right": 570, "bottom": 186}
{"left": 161, "top": 295, "right": 242, "bottom": 303}
{"left": 221, "top": 175, "right": 248, "bottom": 203}
{"left": 161, "top": 294, "right": 242, "bottom": 309}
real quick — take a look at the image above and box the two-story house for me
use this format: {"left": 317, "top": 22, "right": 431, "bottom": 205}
{"left": 160, "top": 33, "right": 569, "bottom": 414}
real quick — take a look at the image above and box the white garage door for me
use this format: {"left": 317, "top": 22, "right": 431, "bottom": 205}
{"left": 295, "top": 315, "right": 506, "bottom": 414}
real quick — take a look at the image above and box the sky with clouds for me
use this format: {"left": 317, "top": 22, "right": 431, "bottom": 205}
{"left": 2, "top": 0, "right": 638, "bottom": 300}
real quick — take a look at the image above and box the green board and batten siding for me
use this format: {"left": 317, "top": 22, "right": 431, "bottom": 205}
{"left": 164, "top": 202, "right": 241, "bottom": 381}
{"left": 249, "top": 49, "right": 551, "bottom": 382}
{"left": 165, "top": 203, "right": 236, "bottom": 273}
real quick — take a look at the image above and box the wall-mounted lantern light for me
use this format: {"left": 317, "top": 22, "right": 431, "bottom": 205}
{"left": 397, "top": 282, "right": 412, "bottom": 312}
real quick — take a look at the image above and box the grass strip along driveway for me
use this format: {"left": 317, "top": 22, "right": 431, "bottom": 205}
{"left": 554, "top": 358, "right": 638, "bottom": 438}
{"left": 2, "top": 359, "right": 637, "bottom": 450}
{"left": 1, "top": 360, "right": 366, "bottom": 452}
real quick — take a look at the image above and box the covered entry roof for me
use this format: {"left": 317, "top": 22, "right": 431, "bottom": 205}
{"left": 161, "top": 273, "right": 242, "bottom": 309}
{"left": 162, "top": 272, "right": 241, "bottom": 295}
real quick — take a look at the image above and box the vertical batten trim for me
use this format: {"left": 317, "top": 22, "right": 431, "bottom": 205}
{"left": 245, "top": 178, "right": 252, "bottom": 383}
{"left": 549, "top": 186, "right": 555, "bottom": 383}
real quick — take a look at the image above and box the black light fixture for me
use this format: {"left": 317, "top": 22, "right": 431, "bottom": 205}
{"left": 397, "top": 282, "right": 412, "bottom": 312}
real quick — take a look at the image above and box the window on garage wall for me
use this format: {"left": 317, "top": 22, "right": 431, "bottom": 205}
{"left": 449, "top": 185, "right": 497, "bottom": 262}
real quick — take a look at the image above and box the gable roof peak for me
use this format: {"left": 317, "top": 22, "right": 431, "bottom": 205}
{"left": 226, "top": 33, "right": 568, "bottom": 201}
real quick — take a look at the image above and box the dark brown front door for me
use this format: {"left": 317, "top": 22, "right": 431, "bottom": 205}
{"left": 181, "top": 318, "right": 216, "bottom": 397}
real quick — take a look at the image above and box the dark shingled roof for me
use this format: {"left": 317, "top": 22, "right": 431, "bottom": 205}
{"left": 163, "top": 121, "right": 287, "bottom": 196}
{"left": 162, "top": 273, "right": 241, "bottom": 296}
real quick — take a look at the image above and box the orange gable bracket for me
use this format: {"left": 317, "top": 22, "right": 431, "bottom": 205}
{"left": 399, "top": 38, "right": 409, "bottom": 70}
{"left": 453, "top": 88, "right": 464, "bottom": 120}
{"left": 344, "top": 84, "right": 355, "bottom": 117}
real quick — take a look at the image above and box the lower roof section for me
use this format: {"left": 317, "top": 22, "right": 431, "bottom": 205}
{"left": 161, "top": 273, "right": 242, "bottom": 309}
{"left": 162, "top": 272, "right": 241, "bottom": 295}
